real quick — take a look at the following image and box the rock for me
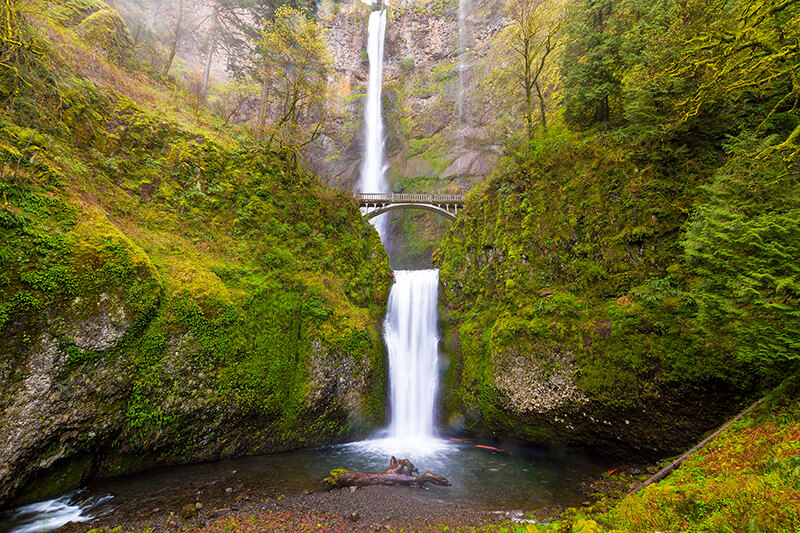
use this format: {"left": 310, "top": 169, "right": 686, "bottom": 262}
{"left": 181, "top": 503, "right": 198, "bottom": 518}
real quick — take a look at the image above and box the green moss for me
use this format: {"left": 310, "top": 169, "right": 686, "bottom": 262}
{"left": 47, "top": 0, "right": 108, "bottom": 27}
{"left": 11, "top": 456, "right": 94, "bottom": 506}
{"left": 0, "top": 0, "right": 393, "bottom": 503}
{"left": 76, "top": 8, "right": 134, "bottom": 65}
{"left": 434, "top": 124, "right": 767, "bottom": 450}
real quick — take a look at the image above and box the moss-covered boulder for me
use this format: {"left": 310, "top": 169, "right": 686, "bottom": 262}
{"left": 434, "top": 130, "right": 767, "bottom": 458}
{"left": 76, "top": 8, "right": 134, "bottom": 65}
{"left": 0, "top": 2, "right": 392, "bottom": 506}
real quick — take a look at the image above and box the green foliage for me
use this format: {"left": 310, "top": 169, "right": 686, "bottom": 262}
{"left": 257, "top": 5, "right": 332, "bottom": 150}
{"left": 438, "top": 0, "right": 799, "bottom": 450}
{"left": 554, "top": 381, "right": 800, "bottom": 532}
{"left": 562, "top": 0, "right": 623, "bottom": 127}
{"left": 0, "top": 0, "right": 393, "bottom": 496}
{"left": 685, "top": 135, "right": 800, "bottom": 363}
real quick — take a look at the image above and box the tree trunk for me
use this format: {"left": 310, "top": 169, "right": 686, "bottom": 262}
{"left": 524, "top": 38, "right": 534, "bottom": 143}
{"left": 163, "top": 0, "right": 184, "bottom": 78}
{"left": 535, "top": 80, "right": 547, "bottom": 131}
{"left": 259, "top": 75, "right": 270, "bottom": 130}
{"left": 324, "top": 457, "right": 451, "bottom": 488}
{"left": 201, "top": 6, "right": 219, "bottom": 101}
{"left": 629, "top": 397, "right": 767, "bottom": 495}
{"left": 596, "top": 94, "right": 609, "bottom": 123}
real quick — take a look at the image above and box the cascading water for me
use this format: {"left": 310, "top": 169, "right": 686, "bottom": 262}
{"left": 359, "top": 7, "right": 389, "bottom": 239}
{"left": 384, "top": 270, "right": 440, "bottom": 442}
{"left": 356, "top": 5, "right": 443, "bottom": 453}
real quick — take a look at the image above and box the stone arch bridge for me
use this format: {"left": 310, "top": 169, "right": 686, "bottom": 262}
{"left": 355, "top": 193, "right": 464, "bottom": 221}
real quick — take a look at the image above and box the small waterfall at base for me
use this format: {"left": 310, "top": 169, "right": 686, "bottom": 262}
{"left": 385, "top": 270, "right": 440, "bottom": 441}
{"left": 358, "top": 269, "right": 448, "bottom": 457}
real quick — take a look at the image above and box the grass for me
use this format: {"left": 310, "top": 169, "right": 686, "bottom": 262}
{"left": 526, "top": 378, "right": 800, "bottom": 532}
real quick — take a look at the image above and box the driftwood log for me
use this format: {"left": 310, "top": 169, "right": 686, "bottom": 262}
{"left": 629, "top": 396, "right": 768, "bottom": 495}
{"left": 324, "top": 456, "right": 451, "bottom": 488}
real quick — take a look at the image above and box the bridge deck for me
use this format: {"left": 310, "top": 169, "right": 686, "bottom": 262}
{"left": 355, "top": 193, "right": 464, "bottom": 204}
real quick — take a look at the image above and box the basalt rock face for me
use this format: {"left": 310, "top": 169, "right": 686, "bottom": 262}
{"left": 312, "top": 0, "right": 509, "bottom": 267}
{"left": 0, "top": 190, "right": 391, "bottom": 507}
{"left": 315, "top": 0, "right": 507, "bottom": 191}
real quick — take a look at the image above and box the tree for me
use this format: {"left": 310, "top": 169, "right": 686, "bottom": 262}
{"left": 506, "top": 0, "right": 566, "bottom": 140}
{"left": 561, "top": 0, "right": 624, "bottom": 128}
{"left": 198, "top": 0, "right": 316, "bottom": 101}
{"left": 257, "top": 5, "right": 331, "bottom": 149}
{"left": 163, "top": 0, "right": 185, "bottom": 77}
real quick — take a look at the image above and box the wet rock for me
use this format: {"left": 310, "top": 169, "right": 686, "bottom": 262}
{"left": 181, "top": 503, "right": 200, "bottom": 518}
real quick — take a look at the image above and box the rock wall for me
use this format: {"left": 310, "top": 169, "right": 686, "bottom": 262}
{"left": 314, "top": 0, "right": 509, "bottom": 192}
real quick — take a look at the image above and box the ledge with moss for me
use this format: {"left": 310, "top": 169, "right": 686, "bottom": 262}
{"left": 0, "top": 0, "right": 392, "bottom": 508}
{"left": 433, "top": 125, "right": 787, "bottom": 458}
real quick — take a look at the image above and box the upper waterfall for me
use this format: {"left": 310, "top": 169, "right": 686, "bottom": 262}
{"left": 359, "top": 8, "right": 389, "bottom": 240}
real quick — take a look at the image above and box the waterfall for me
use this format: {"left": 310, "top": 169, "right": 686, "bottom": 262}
{"left": 384, "top": 270, "right": 441, "bottom": 443}
{"left": 355, "top": 6, "right": 445, "bottom": 456}
{"left": 359, "top": 8, "right": 389, "bottom": 239}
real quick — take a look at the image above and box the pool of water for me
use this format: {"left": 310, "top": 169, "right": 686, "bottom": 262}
{"left": 1, "top": 437, "right": 611, "bottom": 533}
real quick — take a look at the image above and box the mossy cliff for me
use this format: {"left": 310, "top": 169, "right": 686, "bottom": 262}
{"left": 433, "top": 126, "right": 792, "bottom": 458}
{"left": 0, "top": 0, "right": 391, "bottom": 507}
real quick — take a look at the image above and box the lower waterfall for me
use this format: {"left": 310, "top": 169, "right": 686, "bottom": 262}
{"left": 385, "top": 269, "right": 441, "bottom": 442}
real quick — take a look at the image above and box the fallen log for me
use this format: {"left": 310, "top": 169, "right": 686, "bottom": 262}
{"left": 629, "top": 396, "right": 767, "bottom": 495}
{"left": 324, "top": 456, "right": 451, "bottom": 488}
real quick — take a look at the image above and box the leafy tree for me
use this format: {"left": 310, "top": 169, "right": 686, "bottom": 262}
{"left": 679, "top": 0, "right": 800, "bottom": 364}
{"left": 1, "top": 0, "right": 40, "bottom": 96}
{"left": 505, "top": 0, "right": 566, "bottom": 140}
{"left": 485, "top": 0, "right": 565, "bottom": 147}
{"left": 257, "top": 5, "right": 331, "bottom": 150}
{"left": 562, "top": 0, "right": 624, "bottom": 128}
{"left": 669, "top": 0, "right": 800, "bottom": 152}
{"left": 199, "top": 0, "right": 317, "bottom": 100}
{"left": 163, "top": 0, "right": 185, "bottom": 77}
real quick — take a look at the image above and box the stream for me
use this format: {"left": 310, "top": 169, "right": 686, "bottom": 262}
{"left": 1, "top": 438, "right": 611, "bottom": 533}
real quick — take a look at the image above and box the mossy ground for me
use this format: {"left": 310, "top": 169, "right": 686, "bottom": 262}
{"left": 1, "top": 0, "right": 392, "bottom": 504}
{"left": 526, "top": 378, "right": 800, "bottom": 533}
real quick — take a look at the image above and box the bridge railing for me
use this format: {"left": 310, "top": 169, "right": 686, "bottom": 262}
{"left": 355, "top": 192, "right": 464, "bottom": 204}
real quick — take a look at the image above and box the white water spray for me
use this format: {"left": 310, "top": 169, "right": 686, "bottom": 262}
{"left": 385, "top": 270, "right": 440, "bottom": 440}
{"left": 359, "top": 8, "right": 389, "bottom": 239}
{"left": 3, "top": 492, "right": 112, "bottom": 533}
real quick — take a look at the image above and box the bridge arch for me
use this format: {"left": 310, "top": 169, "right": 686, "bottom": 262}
{"left": 363, "top": 202, "right": 457, "bottom": 221}
{"left": 355, "top": 193, "right": 464, "bottom": 221}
